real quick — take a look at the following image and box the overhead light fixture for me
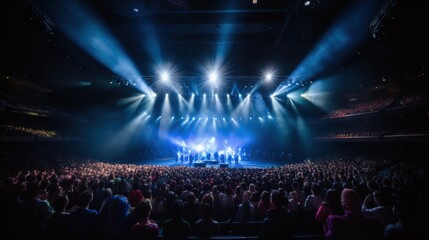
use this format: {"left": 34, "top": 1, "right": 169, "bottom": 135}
{"left": 265, "top": 73, "right": 273, "bottom": 81}
{"left": 160, "top": 71, "right": 169, "bottom": 82}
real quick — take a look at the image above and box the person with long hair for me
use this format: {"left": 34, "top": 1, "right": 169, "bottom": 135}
{"left": 315, "top": 189, "right": 343, "bottom": 235}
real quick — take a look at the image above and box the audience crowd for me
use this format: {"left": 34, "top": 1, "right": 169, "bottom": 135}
{"left": 323, "top": 91, "right": 428, "bottom": 119}
{"left": 0, "top": 124, "right": 61, "bottom": 138}
{"left": 0, "top": 153, "right": 427, "bottom": 239}
{"left": 0, "top": 94, "right": 74, "bottom": 118}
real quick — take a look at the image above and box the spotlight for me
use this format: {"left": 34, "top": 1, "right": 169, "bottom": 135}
{"left": 270, "top": 94, "right": 274, "bottom": 98}
{"left": 209, "top": 71, "right": 218, "bottom": 83}
{"left": 165, "top": 93, "right": 169, "bottom": 97}
{"left": 239, "top": 94, "right": 242, "bottom": 97}
{"left": 153, "top": 93, "right": 157, "bottom": 97}
{"left": 160, "top": 71, "right": 169, "bottom": 82}
{"left": 227, "top": 94, "right": 230, "bottom": 97}
{"left": 304, "top": 1, "right": 311, "bottom": 6}
{"left": 203, "top": 93, "right": 206, "bottom": 97}
{"left": 265, "top": 73, "right": 273, "bottom": 81}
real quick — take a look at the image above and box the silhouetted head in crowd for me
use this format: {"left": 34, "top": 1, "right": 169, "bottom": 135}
{"left": 323, "top": 189, "right": 343, "bottom": 215}
{"left": 24, "top": 182, "right": 41, "bottom": 200}
{"left": 201, "top": 203, "right": 212, "bottom": 219}
{"left": 341, "top": 188, "right": 361, "bottom": 214}
{"left": 170, "top": 199, "right": 184, "bottom": 219}
{"left": 128, "top": 189, "right": 143, "bottom": 207}
{"left": 134, "top": 198, "right": 152, "bottom": 220}
{"left": 373, "top": 189, "right": 392, "bottom": 207}
{"left": 312, "top": 184, "right": 321, "bottom": 196}
{"left": 101, "top": 195, "right": 130, "bottom": 228}
{"left": 271, "top": 190, "right": 285, "bottom": 208}
{"left": 202, "top": 193, "right": 214, "bottom": 207}
{"left": 186, "top": 192, "right": 197, "bottom": 203}
{"left": 242, "top": 191, "right": 250, "bottom": 203}
{"left": 78, "top": 190, "right": 93, "bottom": 208}
{"left": 164, "top": 191, "right": 178, "bottom": 216}
{"left": 53, "top": 195, "right": 69, "bottom": 213}
{"left": 292, "top": 182, "right": 300, "bottom": 191}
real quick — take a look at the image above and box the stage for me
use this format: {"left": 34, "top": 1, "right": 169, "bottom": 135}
{"left": 136, "top": 158, "right": 284, "bottom": 169}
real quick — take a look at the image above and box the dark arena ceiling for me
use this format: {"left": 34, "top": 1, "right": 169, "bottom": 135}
{"left": 0, "top": 0, "right": 427, "bottom": 105}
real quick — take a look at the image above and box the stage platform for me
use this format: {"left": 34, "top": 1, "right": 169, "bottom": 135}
{"left": 136, "top": 158, "right": 284, "bottom": 169}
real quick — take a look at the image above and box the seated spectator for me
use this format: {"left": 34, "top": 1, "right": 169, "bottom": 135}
{"left": 288, "top": 182, "right": 304, "bottom": 211}
{"left": 362, "top": 189, "right": 395, "bottom": 227}
{"left": 235, "top": 191, "right": 256, "bottom": 222}
{"left": 42, "top": 195, "right": 70, "bottom": 236}
{"left": 193, "top": 203, "right": 220, "bottom": 237}
{"left": 160, "top": 199, "right": 192, "bottom": 238}
{"left": 258, "top": 190, "right": 293, "bottom": 240}
{"left": 128, "top": 189, "right": 143, "bottom": 208}
{"left": 129, "top": 199, "right": 159, "bottom": 239}
{"left": 304, "top": 184, "right": 323, "bottom": 210}
{"left": 326, "top": 188, "right": 383, "bottom": 240}
{"left": 257, "top": 190, "right": 271, "bottom": 219}
{"left": 183, "top": 192, "right": 200, "bottom": 224}
{"left": 99, "top": 194, "right": 131, "bottom": 238}
{"left": 18, "top": 182, "right": 54, "bottom": 236}
{"left": 315, "top": 189, "right": 343, "bottom": 235}
{"left": 68, "top": 190, "right": 100, "bottom": 239}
